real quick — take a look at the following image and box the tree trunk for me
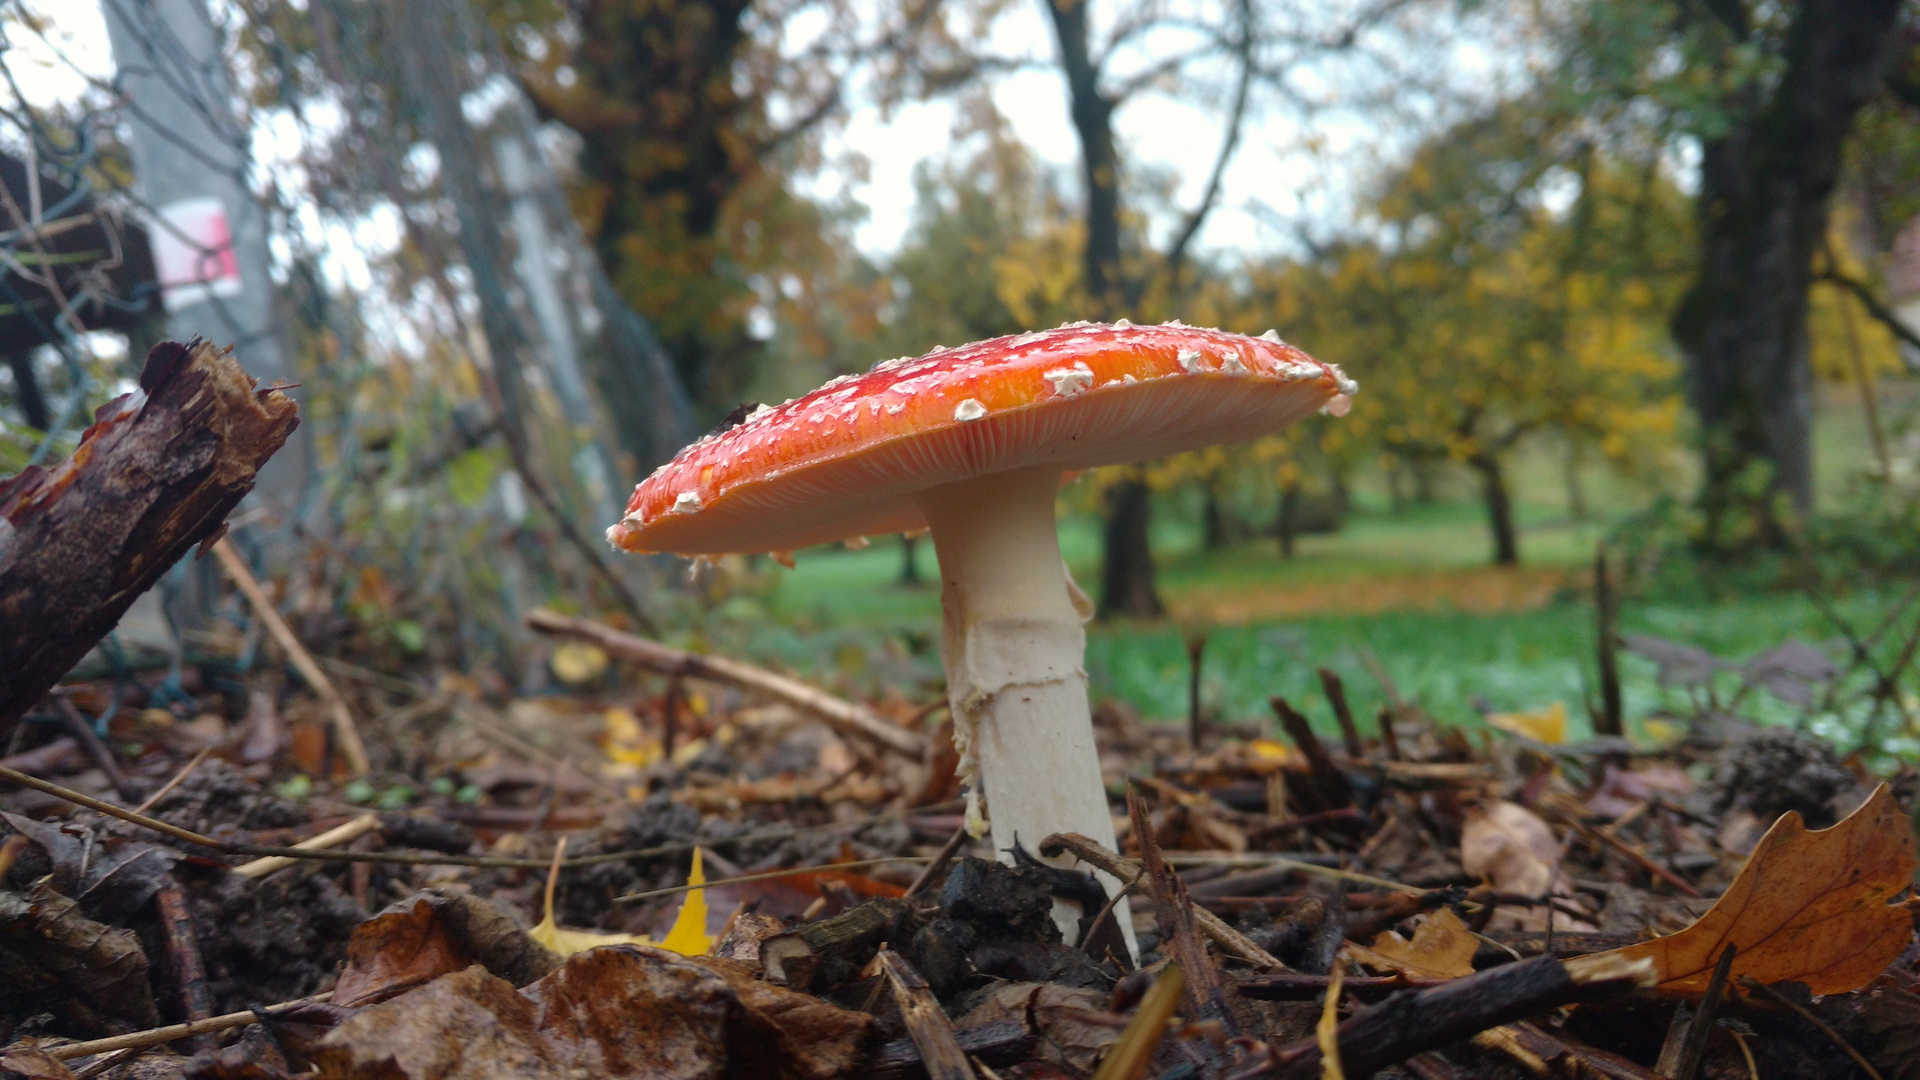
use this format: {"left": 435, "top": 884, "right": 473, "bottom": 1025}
{"left": 899, "top": 533, "right": 923, "bottom": 587}
{"left": 1042, "top": 0, "right": 1123, "bottom": 313}
{"left": 1043, "top": 0, "right": 1169, "bottom": 618}
{"left": 1099, "top": 478, "right": 1163, "bottom": 618}
{"left": 1670, "top": 0, "right": 1902, "bottom": 544}
{"left": 1202, "top": 487, "right": 1229, "bottom": 550}
{"left": 4, "top": 351, "right": 49, "bottom": 432}
{"left": 1469, "top": 454, "right": 1519, "bottom": 567}
{"left": 1564, "top": 442, "right": 1588, "bottom": 523}
{"left": 1276, "top": 483, "right": 1302, "bottom": 559}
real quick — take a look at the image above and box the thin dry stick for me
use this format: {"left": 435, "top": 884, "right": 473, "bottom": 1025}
{"left": 904, "top": 823, "right": 971, "bottom": 899}
{"left": 1040, "top": 832, "right": 1286, "bottom": 969}
{"left": 0, "top": 761, "right": 964, "bottom": 872}
{"left": 132, "top": 746, "right": 211, "bottom": 815}
{"left": 526, "top": 608, "right": 925, "bottom": 757}
{"left": 617, "top": 856, "right": 932, "bottom": 903}
{"left": 211, "top": 538, "right": 370, "bottom": 777}
{"left": 1740, "top": 977, "right": 1884, "bottom": 1080}
{"left": 232, "top": 814, "right": 381, "bottom": 879}
{"left": 47, "top": 993, "right": 334, "bottom": 1060}
{"left": 1080, "top": 868, "right": 1145, "bottom": 962}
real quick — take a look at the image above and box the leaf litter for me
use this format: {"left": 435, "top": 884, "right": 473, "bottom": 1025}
{"left": 3, "top": 614, "right": 1920, "bottom": 1079}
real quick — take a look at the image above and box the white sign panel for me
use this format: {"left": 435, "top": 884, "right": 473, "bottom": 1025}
{"left": 151, "top": 196, "right": 243, "bottom": 312}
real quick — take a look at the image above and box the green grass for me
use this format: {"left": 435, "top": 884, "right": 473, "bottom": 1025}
{"left": 688, "top": 389, "right": 1907, "bottom": 748}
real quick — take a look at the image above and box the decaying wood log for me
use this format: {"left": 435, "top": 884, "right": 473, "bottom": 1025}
{"left": 864, "top": 1018, "right": 1034, "bottom": 1080}
{"left": 0, "top": 340, "right": 299, "bottom": 724}
{"left": 1254, "top": 953, "right": 1656, "bottom": 1079}
{"left": 526, "top": 608, "right": 927, "bottom": 757}
{"left": 876, "top": 949, "right": 975, "bottom": 1080}
{"left": 761, "top": 897, "right": 914, "bottom": 989}
{"left": 1039, "top": 831, "right": 1286, "bottom": 970}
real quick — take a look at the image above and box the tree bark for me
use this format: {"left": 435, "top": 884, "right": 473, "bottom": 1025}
{"left": 1203, "top": 486, "right": 1229, "bottom": 550}
{"left": 1042, "top": 0, "right": 1171, "bottom": 619}
{"left": 899, "top": 532, "right": 923, "bottom": 586}
{"left": 0, "top": 340, "right": 300, "bottom": 725}
{"left": 1276, "top": 483, "right": 1302, "bottom": 559}
{"left": 1671, "top": 0, "right": 1902, "bottom": 543}
{"left": 1042, "top": 0, "right": 1123, "bottom": 313}
{"left": 4, "top": 351, "right": 49, "bottom": 432}
{"left": 1099, "top": 478, "right": 1163, "bottom": 618}
{"left": 1469, "top": 453, "right": 1519, "bottom": 567}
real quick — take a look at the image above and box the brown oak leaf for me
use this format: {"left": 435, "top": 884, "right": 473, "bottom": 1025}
{"left": 1345, "top": 907, "right": 1477, "bottom": 980}
{"left": 1598, "top": 784, "right": 1916, "bottom": 997}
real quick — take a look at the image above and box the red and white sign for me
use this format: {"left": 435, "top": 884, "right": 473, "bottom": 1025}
{"left": 151, "top": 196, "right": 242, "bottom": 312}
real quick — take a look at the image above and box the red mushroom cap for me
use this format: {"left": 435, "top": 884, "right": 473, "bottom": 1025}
{"left": 608, "top": 321, "right": 1353, "bottom": 556}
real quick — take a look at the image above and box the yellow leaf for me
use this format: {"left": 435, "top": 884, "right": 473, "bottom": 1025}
{"left": 529, "top": 838, "right": 649, "bottom": 958}
{"left": 1487, "top": 702, "right": 1566, "bottom": 744}
{"left": 551, "top": 641, "right": 609, "bottom": 684}
{"left": 1345, "top": 907, "right": 1477, "bottom": 980}
{"left": 658, "top": 848, "right": 715, "bottom": 956}
{"left": 1318, "top": 962, "right": 1345, "bottom": 1080}
{"left": 1593, "top": 785, "right": 1917, "bottom": 997}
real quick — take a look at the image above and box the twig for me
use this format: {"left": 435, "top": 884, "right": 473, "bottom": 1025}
{"left": 1091, "top": 964, "right": 1185, "bottom": 1080}
{"left": 0, "top": 761, "right": 963, "bottom": 871}
{"left": 132, "top": 746, "right": 212, "bottom": 815}
{"left": 1270, "top": 697, "right": 1352, "bottom": 808}
{"left": 1187, "top": 633, "right": 1208, "bottom": 749}
{"left": 153, "top": 877, "right": 212, "bottom": 1053}
{"left": 71, "top": 1046, "right": 144, "bottom": 1079}
{"left": 1268, "top": 954, "right": 1657, "bottom": 1077}
{"left": 526, "top": 609, "right": 925, "bottom": 757}
{"left": 232, "top": 813, "right": 381, "bottom": 879}
{"left": 46, "top": 993, "right": 334, "bottom": 1060}
{"left": 1130, "top": 785, "right": 1231, "bottom": 1033}
{"left": 904, "top": 823, "right": 971, "bottom": 899}
{"left": 54, "top": 695, "right": 136, "bottom": 802}
{"left": 1082, "top": 868, "right": 1146, "bottom": 958}
{"left": 1318, "top": 668, "right": 1363, "bottom": 757}
{"left": 211, "top": 538, "right": 370, "bottom": 777}
{"left": 1040, "top": 832, "right": 1286, "bottom": 969}
{"left": 1670, "top": 944, "right": 1735, "bottom": 1080}
{"left": 1556, "top": 810, "right": 1701, "bottom": 897}
{"left": 1739, "top": 977, "right": 1883, "bottom": 1080}
{"left": 616, "top": 856, "right": 931, "bottom": 903}
{"left": 878, "top": 949, "right": 976, "bottom": 1080}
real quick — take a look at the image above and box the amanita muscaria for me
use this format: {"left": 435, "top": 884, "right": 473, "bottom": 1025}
{"left": 608, "top": 321, "right": 1354, "bottom": 955}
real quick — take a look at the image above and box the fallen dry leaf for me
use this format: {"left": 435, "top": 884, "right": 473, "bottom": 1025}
{"left": 658, "top": 848, "right": 715, "bottom": 956}
{"left": 1486, "top": 702, "right": 1567, "bottom": 745}
{"left": 333, "top": 898, "right": 473, "bottom": 1007}
{"left": 0, "top": 885, "right": 158, "bottom": 1032}
{"left": 1461, "top": 800, "right": 1558, "bottom": 898}
{"left": 313, "top": 945, "right": 869, "bottom": 1080}
{"left": 689, "top": 956, "right": 872, "bottom": 1080}
{"left": 1345, "top": 907, "right": 1477, "bottom": 980}
{"left": 1861, "top": 986, "right": 1920, "bottom": 1080}
{"left": 335, "top": 892, "right": 561, "bottom": 1006}
{"left": 1598, "top": 784, "right": 1917, "bottom": 997}
{"left": 530, "top": 840, "right": 713, "bottom": 958}
{"left": 0, "top": 1046, "right": 76, "bottom": 1080}
{"left": 958, "top": 982, "right": 1119, "bottom": 1076}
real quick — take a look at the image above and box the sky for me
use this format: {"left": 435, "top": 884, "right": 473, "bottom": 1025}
{"left": 10, "top": 0, "right": 1504, "bottom": 267}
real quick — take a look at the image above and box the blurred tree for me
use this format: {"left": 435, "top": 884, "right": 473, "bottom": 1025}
{"left": 1547, "top": 0, "right": 1914, "bottom": 547}
{"left": 1261, "top": 104, "right": 1692, "bottom": 565}
{"left": 495, "top": 0, "right": 963, "bottom": 420}
{"left": 1027, "top": 0, "right": 1440, "bottom": 615}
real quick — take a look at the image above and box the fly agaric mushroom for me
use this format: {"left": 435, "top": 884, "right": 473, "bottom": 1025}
{"left": 607, "top": 321, "right": 1354, "bottom": 953}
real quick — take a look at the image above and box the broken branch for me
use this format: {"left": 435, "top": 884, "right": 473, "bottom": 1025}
{"left": 0, "top": 339, "right": 300, "bottom": 725}
{"left": 526, "top": 608, "right": 926, "bottom": 757}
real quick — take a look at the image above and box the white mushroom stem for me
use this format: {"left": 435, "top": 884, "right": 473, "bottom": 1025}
{"left": 916, "top": 466, "right": 1139, "bottom": 959}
